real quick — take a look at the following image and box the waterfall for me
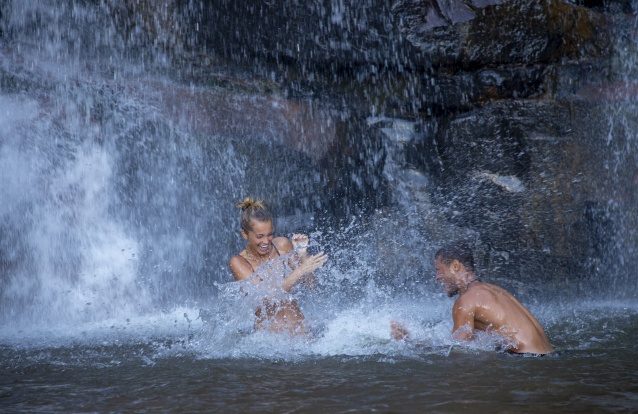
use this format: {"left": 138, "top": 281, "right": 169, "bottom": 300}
{"left": 0, "top": 0, "right": 326, "bottom": 328}
{"left": 1, "top": 0, "right": 637, "bottom": 334}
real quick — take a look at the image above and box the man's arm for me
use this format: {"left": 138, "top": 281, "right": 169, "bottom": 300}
{"left": 391, "top": 320, "right": 410, "bottom": 341}
{"left": 452, "top": 297, "right": 476, "bottom": 341}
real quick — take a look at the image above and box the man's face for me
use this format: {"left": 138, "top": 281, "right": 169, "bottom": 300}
{"left": 434, "top": 257, "right": 461, "bottom": 297}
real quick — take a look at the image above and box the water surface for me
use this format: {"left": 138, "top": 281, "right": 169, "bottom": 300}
{"left": 2, "top": 300, "right": 637, "bottom": 413}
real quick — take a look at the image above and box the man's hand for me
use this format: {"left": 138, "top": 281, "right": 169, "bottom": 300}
{"left": 391, "top": 320, "right": 410, "bottom": 341}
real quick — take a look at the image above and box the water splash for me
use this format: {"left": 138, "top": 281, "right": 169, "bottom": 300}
{"left": 0, "top": 0, "right": 324, "bottom": 330}
{"left": 1, "top": 0, "right": 637, "bottom": 362}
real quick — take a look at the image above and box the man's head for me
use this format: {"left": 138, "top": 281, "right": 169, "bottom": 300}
{"left": 434, "top": 241, "right": 475, "bottom": 297}
{"left": 435, "top": 241, "right": 475, "bottom": 272}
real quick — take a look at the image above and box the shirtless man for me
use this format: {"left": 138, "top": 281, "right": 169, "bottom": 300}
{"left": 394, "top": 242, "right": 554, "bottom": 355}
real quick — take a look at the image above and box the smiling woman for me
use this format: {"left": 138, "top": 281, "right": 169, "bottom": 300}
{"left": 228, "top": 197, "right": 328, "bottom": 335}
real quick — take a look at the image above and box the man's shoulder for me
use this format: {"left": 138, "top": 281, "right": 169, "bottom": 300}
{"left": 459, "top": 282, "right": 512, "bottom": 313}
{"left": 457, "top": 283, "right": 492, "bottom": 304}
{"left": 454, "top": 291, "right": 477, "bottom": 309}
{"left": 477, "top": 281, "right": 512, "bottom": 298}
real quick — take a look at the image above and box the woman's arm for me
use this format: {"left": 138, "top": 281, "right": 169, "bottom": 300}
{"left": 289, "top": 233, "right": 317, "bottom": 287}
{"left": 281, "top": 251, "right": 328, "bottom": 292}
{"left": 276, "top": 233, "right": 321, "bottom": 289}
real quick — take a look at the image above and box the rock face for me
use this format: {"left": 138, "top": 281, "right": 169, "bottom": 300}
{"left": 2, "top": 0, "right": 635, "bottom": 295}
{"left": 166, "top": 0, "right": 637, "bottom": 290}
{"left": 383, "top": 0, "right": 635, "bottom": 290}
{"left": 134, "top": 0, "right": 638, "bottom": 291}
{"left": 453, "top": 0, "right": 607, "bottom": 64}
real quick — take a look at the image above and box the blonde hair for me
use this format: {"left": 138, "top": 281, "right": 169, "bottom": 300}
{"left": 236, "top": 197, "right": 273, "bottom": 233}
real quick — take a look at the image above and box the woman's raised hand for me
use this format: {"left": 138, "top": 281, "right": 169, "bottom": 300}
{"left": 291, "top": 233, "right": 309, "bottom": 250}
{"left": 298, "top": 251, "right": 328, "bottom": 274}
{"left": 282, "top": 251, "right": 328, "bottom": 292}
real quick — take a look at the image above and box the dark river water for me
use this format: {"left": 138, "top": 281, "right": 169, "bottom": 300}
{"left": 2, "top": 299, "right": 637, "bottom": 413}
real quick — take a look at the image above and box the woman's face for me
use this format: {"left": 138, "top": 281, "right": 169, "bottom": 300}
{"left": 242, "top": 219, "right": 274, "bottom": 256}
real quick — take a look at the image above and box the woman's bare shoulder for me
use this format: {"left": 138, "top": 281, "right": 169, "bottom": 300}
{"left": 273, "top": 236, "right": 293, "bottom": 254}
{"left": 229, "top": 254, "right": 252, "bottom": 281}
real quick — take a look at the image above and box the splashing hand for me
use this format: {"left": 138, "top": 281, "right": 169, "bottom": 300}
{"left": 291, "top": 233, "right": 309, "bottom": 250}
{"left": 299, "top": 251, "right": 328, "bottom": 274}
{"left": 391, "top": 320, "right": 410, "bottom": 341}
{"left": 282, "top": 251, "right": 327, "bottom": 292}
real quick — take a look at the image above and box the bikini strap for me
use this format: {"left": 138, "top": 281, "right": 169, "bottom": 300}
{"left": 240, "top": 254, "right": 255, "bottom": 272}
{"left": 240, "top": 242, "right": 280, "bottom": 272}
{"left": 272, "top": 242, "right": 282, "bottom": 257}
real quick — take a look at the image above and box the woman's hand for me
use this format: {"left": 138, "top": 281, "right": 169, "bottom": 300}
{"left": 291, "top": 233, "right": 309, "bottom": 250}
{"left": 298, "top": 251, "right": 327, "bottom": 273}
{"left": 282, "top": 251, "right": 328, "bottom": 292}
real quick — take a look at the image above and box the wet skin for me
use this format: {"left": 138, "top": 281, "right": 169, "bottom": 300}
{"left": 435, "top": 257, "right": 554, "bottom": 354}
{"left": 228, "top": 219, "right": 327, "bottom": 336}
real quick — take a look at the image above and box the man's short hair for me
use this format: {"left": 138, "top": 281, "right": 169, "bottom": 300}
{"left": 435, "top": 241, "right": 475, "bottom": 272}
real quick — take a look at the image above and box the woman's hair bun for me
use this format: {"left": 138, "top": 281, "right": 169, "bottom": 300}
{"left": 237, "top": 197, "right": 272, "bottom": 232}
{"left": 236, "top": 197, "right": 266, "bottom": 211}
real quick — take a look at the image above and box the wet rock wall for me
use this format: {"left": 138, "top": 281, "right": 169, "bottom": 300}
{"left": 2, "top": 0, "right": 634, "bottom": 292}
{"left": 166, "top": 0, "right": 636, "bottom": 289}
